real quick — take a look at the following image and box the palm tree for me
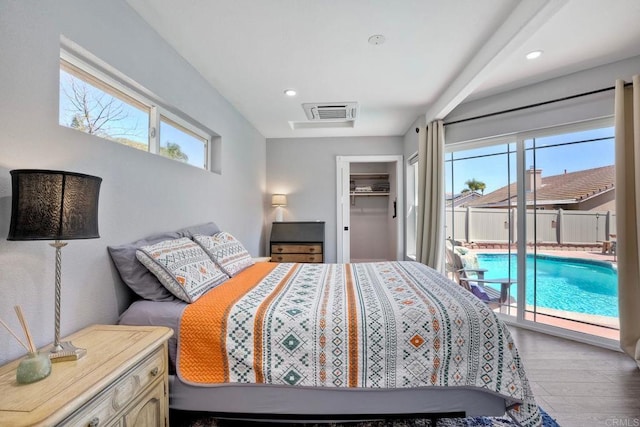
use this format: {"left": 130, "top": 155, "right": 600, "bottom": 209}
{"left": 464, "top": 178, "right": 486, "bottom": 194}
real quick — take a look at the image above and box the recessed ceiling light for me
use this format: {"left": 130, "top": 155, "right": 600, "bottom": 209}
{"left": 526, "top": 50, "right": 543, "bottom": 60}
{"left": 284, "top": 89, "right": 297, "bottom": 97}
{"left": 368, "top": 34, "right": 385, "bottom": 45}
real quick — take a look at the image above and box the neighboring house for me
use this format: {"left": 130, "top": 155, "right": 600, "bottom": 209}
{"left": 467, "top": 165, "right": 615, "bottom": 211}
{"left": 446, "top": 190, "right": 483, "bottom": 207}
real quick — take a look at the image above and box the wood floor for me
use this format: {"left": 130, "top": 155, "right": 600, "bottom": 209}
{"left": 508, "top": 326, "right": 640, "bottom": 427}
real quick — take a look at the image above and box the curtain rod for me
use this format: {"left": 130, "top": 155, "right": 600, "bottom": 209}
{"left": 443, "top": 82, "right": 632, "bottom": 127}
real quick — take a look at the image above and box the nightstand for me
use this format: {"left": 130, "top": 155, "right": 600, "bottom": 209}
{"left": 270, "top": 221, "right": 325, "bottom": 263}
{"left": 0, "top": 324, "right": 173, "bottom": 427}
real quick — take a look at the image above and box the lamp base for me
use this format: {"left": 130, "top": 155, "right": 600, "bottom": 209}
{"left": 49, "top": 341, "right": 87, "bottom": 363}
{"left": 275, "top": 207, "right": 284, "bottom": 222}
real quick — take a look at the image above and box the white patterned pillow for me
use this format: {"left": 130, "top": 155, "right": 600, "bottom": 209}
{"left": 193, "top": 232, "right": 254, "bottom": 277}
{"left": 136, "top": 237, "right": 229, "bottom": 303}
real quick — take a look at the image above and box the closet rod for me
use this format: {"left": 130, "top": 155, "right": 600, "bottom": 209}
{"left": 443, "top": 82, "right": 633, "bottom": 127}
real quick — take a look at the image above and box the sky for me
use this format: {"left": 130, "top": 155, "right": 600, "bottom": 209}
{"left": 445, "top": 126, "right": 615, "bottom": 195}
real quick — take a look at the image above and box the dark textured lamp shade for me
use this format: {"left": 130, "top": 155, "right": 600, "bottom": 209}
{"left": 8, "top": 170, "right": 102, "bottom": 241}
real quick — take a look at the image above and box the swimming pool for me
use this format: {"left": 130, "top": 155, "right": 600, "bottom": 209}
{"left": 476, "top": 253, "right": 618, "bottom": 317}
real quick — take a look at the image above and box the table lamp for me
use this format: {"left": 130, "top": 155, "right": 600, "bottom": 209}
{"left": 7, "top": 169, "right": 102, "bottom": 362}
{"left": 271, "top": 194, "right": 287, "bottom": 222}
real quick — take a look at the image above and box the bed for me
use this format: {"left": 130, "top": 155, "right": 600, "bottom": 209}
{"left": 110, "top": 223, "right": 541, "bottom": 426}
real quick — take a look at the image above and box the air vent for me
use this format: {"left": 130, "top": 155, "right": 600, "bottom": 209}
{"left": 302, "top": 102, "right": 358, "bottom": 121}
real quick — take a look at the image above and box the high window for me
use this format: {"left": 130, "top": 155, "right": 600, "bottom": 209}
{"left": 59, "top": 50, "right": 212, "bottom": 170}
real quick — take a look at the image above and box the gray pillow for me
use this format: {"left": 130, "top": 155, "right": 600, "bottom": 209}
{"left": 136, "top": 237, "right": 229, "bottom": 303}
{"left": 108, "top": 222, "right": 221, "bottom": 301}
{"left": 176, "top": 222, "right": 220, "bottom": 238}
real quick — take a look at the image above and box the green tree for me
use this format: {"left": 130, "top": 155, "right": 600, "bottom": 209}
{"left": 114, "top": 137, "right": 148, "bottom": 152}
{"left": 464, "top": 178, "right": 486, "bottom": 194}
{"left": 70, "top": 115, "right": 88, "bottom": 133}
{"left": 160, "top": 142, "right": 189, "bottom": 162}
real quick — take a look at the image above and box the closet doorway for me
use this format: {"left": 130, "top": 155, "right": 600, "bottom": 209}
{"left": 336, "top": 155, "right": 404, "bottom": 263}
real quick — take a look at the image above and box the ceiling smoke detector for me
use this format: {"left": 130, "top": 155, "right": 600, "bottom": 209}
{"left": 368, "top": 34, "right": 385, "bottom": 45}
{"left": 302, "top": 102, "right": 358, "bottom": 121}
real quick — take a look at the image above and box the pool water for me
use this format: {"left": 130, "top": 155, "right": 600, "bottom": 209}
{"left": 476, "top": 253, "right": 618, "bottom": 318}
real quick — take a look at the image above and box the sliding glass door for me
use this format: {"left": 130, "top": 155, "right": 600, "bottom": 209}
{"left": 443, "top": 119, "right": 618, "bottom": 342}
{"left": 444, "top": 142, "right": 517, "bottom": 314}
{"left": 523, "top": 126, "right": 617, "bottom": 339}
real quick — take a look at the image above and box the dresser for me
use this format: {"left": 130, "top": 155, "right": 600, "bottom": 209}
{"left": 0, "top": 324, "right": 173, "bottom": 427}
{"left": 270, "top": 221, "right": 325, "bottom": 263}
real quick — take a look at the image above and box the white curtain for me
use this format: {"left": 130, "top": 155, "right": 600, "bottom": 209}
{"left": 614, "top": 74, "right": 640, "bottom": 368}
{"left": 416, "top": 120, "right": 445, "bottom": 270}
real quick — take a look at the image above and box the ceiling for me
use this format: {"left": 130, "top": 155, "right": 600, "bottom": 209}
{"left": 126, "top": 0, "right": 640, "bottom": 139}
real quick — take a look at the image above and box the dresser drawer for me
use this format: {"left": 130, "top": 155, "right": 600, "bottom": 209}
{"left": 271, "top": 253, "right": 323, "bottom": 263}
{"left": 271, "top": 244, "right": 322, "bottom": 254}
{"left": 270, "top": 222, "right": 325, "bottom": 264}
{"left": 122, "top": 379, "right": 165, "bottom": 427}
{"left": 61, "top": 346, "right": 165, "bottom": 426}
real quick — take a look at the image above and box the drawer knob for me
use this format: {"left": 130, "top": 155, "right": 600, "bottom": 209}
{"left": 88, "top": 417, "right": 100, "bottom": 427}
{"left": 308, "top": 248, "right": 316, "bottom": 253}
{"left": 276, "top": 256, "right": 283, "bottom": 261}
{"left": 150, "top": 367, "right": 159, "bottom": 377}
{"left": 277, "top": 247, "right": 283, "bottom": 252}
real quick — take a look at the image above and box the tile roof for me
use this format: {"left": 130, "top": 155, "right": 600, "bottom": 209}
{"left": 446, "top": 190, "right": 483, "bottom": 207}
{"left": 467, "top": 165, "right": 615, "bottom": 207}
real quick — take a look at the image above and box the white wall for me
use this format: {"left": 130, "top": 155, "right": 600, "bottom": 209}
{"left": 403, "top": 116, "right": 425, "bottom": 160}
{"left": 266, "top": 136, "right": 403, "bottom": 262}
{"left": 0, "top": 0, "right": 266, "bottom": 364}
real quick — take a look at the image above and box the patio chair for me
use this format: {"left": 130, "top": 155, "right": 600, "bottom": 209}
{"left": 445, "top": 240, "right": 513, "bottom": 305}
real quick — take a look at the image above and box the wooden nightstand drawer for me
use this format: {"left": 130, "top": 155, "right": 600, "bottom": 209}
{"left": 123, "top": 379, "right": 165, "bottom": 427}
{"left": 271, "top": 244, "right": 321, "bottom": 254}
{"left": 271, "top": 253, "right": 323, "bottom": 263}
{"left": 0, "top": 325, "right": 172, "bottom": 427}
{"left": 61, "top": 346, "right": 165, "bottom": 426}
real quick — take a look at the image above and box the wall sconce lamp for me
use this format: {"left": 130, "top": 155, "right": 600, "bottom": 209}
{"left": 271, "top": 194, "right": 287, "bottom": 222}
{"left": 8, "top": 169, "right": 102, "bottom": 362}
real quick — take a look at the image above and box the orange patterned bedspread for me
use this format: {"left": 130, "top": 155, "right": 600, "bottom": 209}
{"left": 178, "top": 262, "right": 277, "bottom": 383}
{"left": 178, "top": 261, "right": 541, "bottom": 427}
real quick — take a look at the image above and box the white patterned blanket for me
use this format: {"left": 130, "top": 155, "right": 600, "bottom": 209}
{"left": 178, "top": 261, "right": 540, "bottom": 427}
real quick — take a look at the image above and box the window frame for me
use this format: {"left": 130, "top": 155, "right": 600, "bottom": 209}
{"left": 60, "top": 47, "right": 212, "bottom": 171}
{"left": 405, "top": 153, "right": 419, "bottom": 261}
